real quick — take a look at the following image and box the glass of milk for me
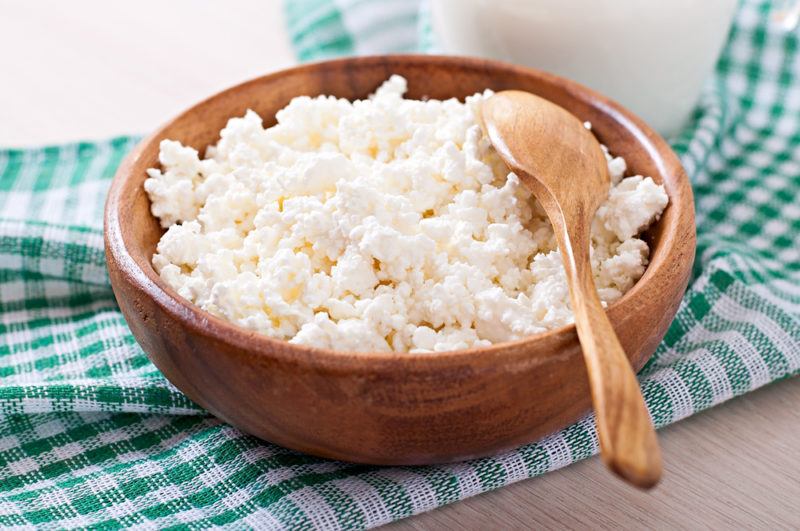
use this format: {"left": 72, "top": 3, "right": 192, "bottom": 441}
{"left": 431, "top": 0, "right": 738, "bottom": 137}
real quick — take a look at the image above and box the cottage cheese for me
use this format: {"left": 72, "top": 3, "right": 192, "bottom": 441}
{"left": 145, "top": 76, "right": 668, "bottom": 353}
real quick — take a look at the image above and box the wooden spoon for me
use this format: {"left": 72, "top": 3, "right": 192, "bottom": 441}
{"left": 481, "top": 90, "right": 662, "bottom": 489}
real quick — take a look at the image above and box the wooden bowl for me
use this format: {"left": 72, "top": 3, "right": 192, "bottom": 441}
{"left": 104, "top": 55, "right": 695, "bottom": 465}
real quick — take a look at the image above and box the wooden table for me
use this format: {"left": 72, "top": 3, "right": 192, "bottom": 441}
{"left": 2, "top": 1, "right": 798, "bottom": 528}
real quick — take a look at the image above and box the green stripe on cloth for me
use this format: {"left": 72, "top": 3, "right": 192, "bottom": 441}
{"left": 285, "top": 0, "right": 355, "bottom": 61}
{"left": 0, "top": 0, "right": 798, "bottom": 527}
{"left": 285, "top": 0, "right": 421, "bottom": 59}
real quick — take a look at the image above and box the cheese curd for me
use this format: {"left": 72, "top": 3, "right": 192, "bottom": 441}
{"left": 145, "top": 76, "right": 668, "bottom": 353}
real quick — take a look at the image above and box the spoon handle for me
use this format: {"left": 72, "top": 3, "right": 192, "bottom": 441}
{"left": 553, "top": 210, "right": 663, "bottom": 489}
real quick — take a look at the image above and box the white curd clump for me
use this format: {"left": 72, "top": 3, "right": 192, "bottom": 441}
{"left": 144, "top": 75, "right": 668, "bottom": 353}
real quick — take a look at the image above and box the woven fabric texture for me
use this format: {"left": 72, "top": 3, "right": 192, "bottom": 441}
{"left": 0, "top": 0, "right": 798, "bottom": 528}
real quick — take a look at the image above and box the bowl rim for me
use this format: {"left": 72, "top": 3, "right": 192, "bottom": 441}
{"left": 104, "top": 54, "right": 695, "bottom": 370}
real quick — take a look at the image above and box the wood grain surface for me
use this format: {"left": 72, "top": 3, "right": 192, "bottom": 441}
{"left": 2, "top": 1, "right": 798, "bottom": 528}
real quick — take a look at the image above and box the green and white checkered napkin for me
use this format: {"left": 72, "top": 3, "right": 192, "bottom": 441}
{"left": 1, "top": 0, "right": 798, "bottom": 528}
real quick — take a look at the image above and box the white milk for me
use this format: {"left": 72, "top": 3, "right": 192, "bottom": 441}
{"left": 431, "top": 0, "right": 738, "bottom": 137}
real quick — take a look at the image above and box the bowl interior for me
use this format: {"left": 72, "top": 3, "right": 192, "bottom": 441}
{"left": 118, "top": 55, "right": 690, "bottom": 355}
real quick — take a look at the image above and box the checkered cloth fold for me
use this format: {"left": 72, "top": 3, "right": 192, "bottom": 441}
{"left": 0, "top": 0, "right": 798, "bottom": 528}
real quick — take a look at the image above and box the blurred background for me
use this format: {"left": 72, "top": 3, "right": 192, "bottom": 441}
{"left": 0, "top": 0, "right": 293, "bottom": 146}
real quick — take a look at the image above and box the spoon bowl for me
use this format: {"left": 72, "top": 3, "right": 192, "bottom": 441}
{"left": 481, "top": 90, "right": 611, "bottom": 213}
